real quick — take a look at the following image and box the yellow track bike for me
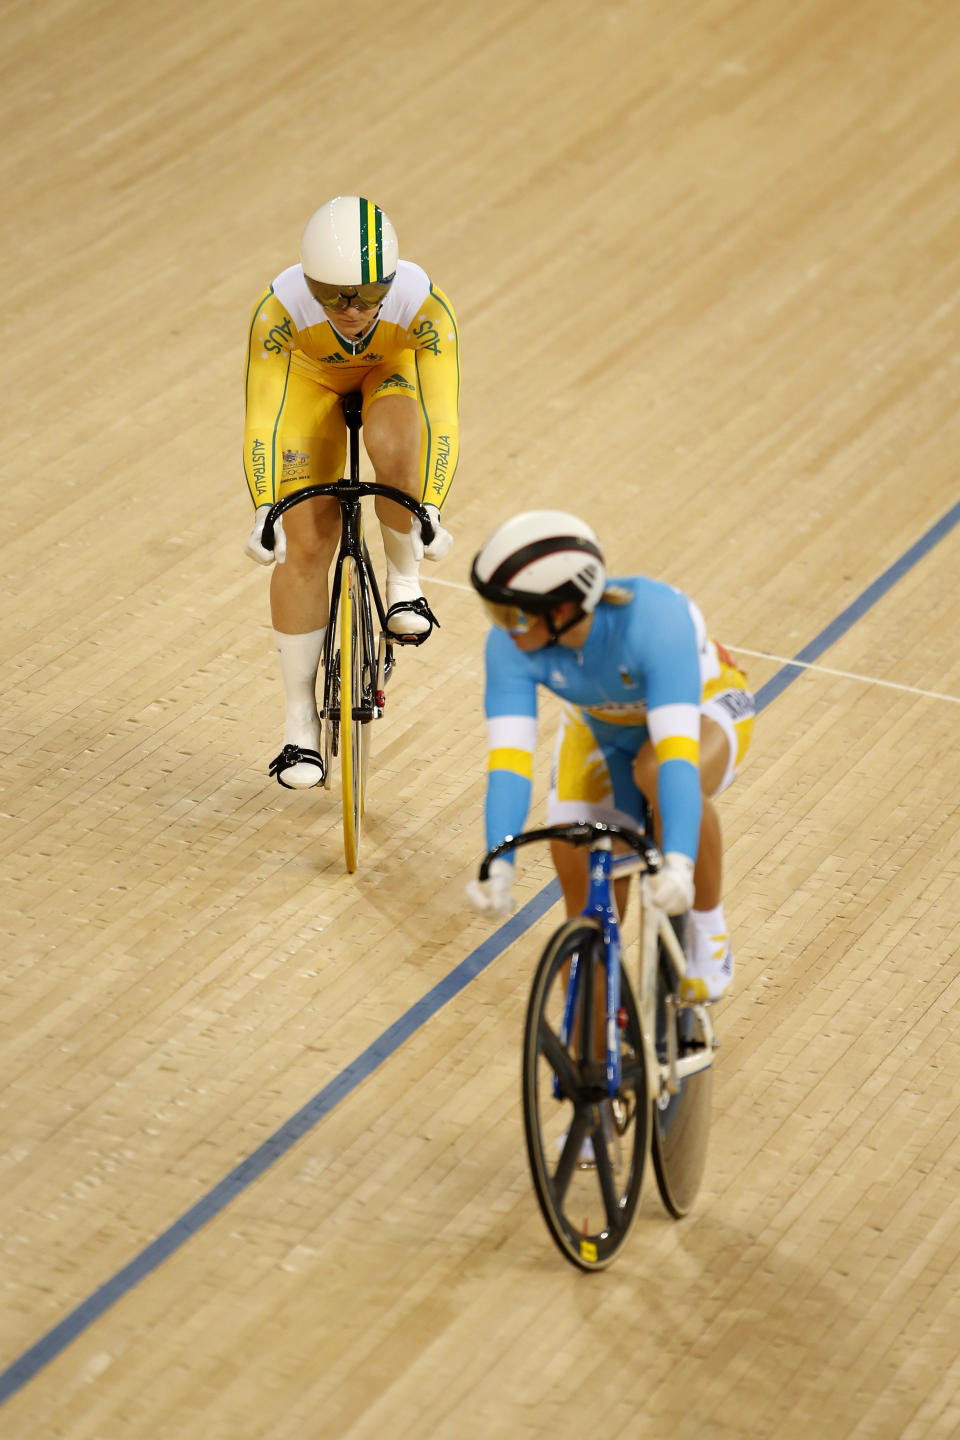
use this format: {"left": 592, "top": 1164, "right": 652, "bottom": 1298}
{"left": 262, "top": 393, "right": 438, "bottom": 872}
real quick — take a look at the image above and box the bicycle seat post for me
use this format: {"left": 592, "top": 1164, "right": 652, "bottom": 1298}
{"left": 342, "top": 392, "right": 363, "bottom": 485}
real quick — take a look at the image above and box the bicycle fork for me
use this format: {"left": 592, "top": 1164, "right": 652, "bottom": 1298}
{"left": 557, "top": 844, "right": 624, "bottom": 1097}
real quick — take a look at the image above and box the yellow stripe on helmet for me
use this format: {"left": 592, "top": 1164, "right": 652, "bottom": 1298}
{"left": 358, "top": 197, "right": 385, "bottom": 283}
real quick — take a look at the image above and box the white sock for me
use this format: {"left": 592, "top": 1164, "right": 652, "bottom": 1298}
{"left": 690, "top": 904, "right": 731, "bottom": 976}
{"left": 379, "top": 521, "right": 428, "bottom": 634}
{"left": 274, "top": 629, "right": 326, "bottom": 786}
{"left": 691, "top": 903, "right": 726, "bottom": 938}
{"left": 380, "top": 519, "right": 420, "bottom": 582}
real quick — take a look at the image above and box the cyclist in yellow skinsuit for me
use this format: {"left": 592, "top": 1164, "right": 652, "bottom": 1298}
{"left": 243, "top": 194, "right": 460, "bottom": 788}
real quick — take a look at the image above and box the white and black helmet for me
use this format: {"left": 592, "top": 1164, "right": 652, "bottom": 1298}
{"left": 471, "top": 511, "right": 606, "bottom": 616}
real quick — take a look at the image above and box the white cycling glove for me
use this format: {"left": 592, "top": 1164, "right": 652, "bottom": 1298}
{"left": 465, "top": 858, "right": 515, "bottom": 919}
{"left": 245, "top": 504, "right": 286, "bottom": 566}
{"left": 647, "top": 852, "right": 695, "bottom": 915}
{"left": 411, "top": 504, "right": 454, "bottom": 562}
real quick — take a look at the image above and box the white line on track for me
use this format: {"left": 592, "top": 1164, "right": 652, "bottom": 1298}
{"left": 422, "top": 579, "right": 959, "bottom": 704}
{"left": 730, "top": 647, "right": 959, "bottom": 704}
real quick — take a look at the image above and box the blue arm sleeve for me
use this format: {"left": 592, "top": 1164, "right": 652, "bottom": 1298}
{"left": 638, "top": 591, "right": 704, "bottom": 861}
{"left": 485, "top": 771, "right": 533, "bottom": 854}
{"left": 482, "top": 628, "right": 539, "bottom": 859}
{"left": 657, "top": 762, "right": 702, "bottom": 861}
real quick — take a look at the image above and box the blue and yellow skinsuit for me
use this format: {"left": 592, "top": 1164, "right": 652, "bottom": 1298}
{"left": 243, "top": 258, "right": 459, "bottom": 507}
{"left": 482, "top": 578, "right": 754, "bottom": 866}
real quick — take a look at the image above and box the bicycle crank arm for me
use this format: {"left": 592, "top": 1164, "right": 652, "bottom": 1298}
{"left": 661, "top": 995, "right": 717, "bottom": 1096}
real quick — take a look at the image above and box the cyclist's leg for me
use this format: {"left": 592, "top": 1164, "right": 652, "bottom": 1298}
{"left": 269, "top": 495, "right": 340, "bottom": 630}
{"left": 632, "top": 715, "right": 727, "bottom": 989}
{"left": 362, "top": 370, "right": 431, "bottom": 637}
{"left": 688, "top": 679, "right": 755, "bottom": 987}
{"left": 633, "top": 679, "right": 755, "bottom": 998}
{"left": 632, "top": 715, "right": 729, "bottom": 906}
{"left": 547, "top": 705, "right": 639, "bottom": 918}
{"left": 267, "top": 380, "right": 345, "bottom": 787}
{"left": 362, "top": 381, "right": 421, "bottom": 528}
{"left": 269, "top": 378, "right": 345, "bottom": 626}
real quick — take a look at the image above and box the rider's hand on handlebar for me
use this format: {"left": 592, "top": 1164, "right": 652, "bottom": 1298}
{"left": 245, "top": 505, "right": 286, "bottom": 565}
{"left": 466, "top": 857, "right": 515, "bottom": 918}
{"left": 412, "top": 504, "right": 454, "bottom": 562}
{"left": 647, "top": 852, "right": 695, "bottom": 915}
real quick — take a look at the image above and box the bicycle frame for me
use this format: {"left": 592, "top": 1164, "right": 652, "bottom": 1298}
{"left": 611, "top": 846, "right": 715, "bottom": 1099}
{"left": 483, "top": 819, "right": 719, "bottom": 1259}
{"left": 261, "top": 394, "right": 437, "bottom": 729}
{"left": 560, "top": 844, "right": 622, "bottom": 1094}
{"left": 481, "top": 822, "right": 715, "bottom": 1104}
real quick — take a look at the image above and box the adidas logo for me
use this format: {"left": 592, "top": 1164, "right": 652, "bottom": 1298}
{"left": 712, "top": 935, "right": 734, "bottom": 979}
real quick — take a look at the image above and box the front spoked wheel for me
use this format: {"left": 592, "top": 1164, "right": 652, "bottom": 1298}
{"left": 522, "top": 919, "right": 649, "bottom": 1272}
{"left": 338, "top": 556, "right": 370, "bottom": 872}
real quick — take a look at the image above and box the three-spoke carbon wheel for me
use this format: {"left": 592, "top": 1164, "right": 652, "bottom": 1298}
{"left": 522, "top": 919, "right": 649, "bottom": 1271}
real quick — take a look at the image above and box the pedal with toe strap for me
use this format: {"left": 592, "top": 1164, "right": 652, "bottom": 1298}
{"left": 268, "top": 744, "right": 326, "bottom": 788}
{"left": 385, "top": 597, "right": 441, "bottom": 645}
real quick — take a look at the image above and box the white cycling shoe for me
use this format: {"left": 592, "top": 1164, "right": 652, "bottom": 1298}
{"left": 385, "top": 574, "right": 432, "bottom": 637}
{"left": 269, "top": 709, "right": 325, "bottom": 789}
{"left": 680, "top": 925, "right": 734, "bottom": 1003}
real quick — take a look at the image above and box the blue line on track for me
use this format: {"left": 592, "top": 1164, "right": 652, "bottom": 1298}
{"left": 2, "top": 497, "right": 958, "bottom": 1406}
{"left": 753, "top": 494, "right": 960, "bottom": 710}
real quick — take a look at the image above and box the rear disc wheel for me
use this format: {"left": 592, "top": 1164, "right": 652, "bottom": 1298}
{"left": 651, "top": 953, "right": 713, "bottom": 1218}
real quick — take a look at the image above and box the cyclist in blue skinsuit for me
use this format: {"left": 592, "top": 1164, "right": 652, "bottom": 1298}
{"left": 465, "top": 510, "right": 755, "bottom": 1001}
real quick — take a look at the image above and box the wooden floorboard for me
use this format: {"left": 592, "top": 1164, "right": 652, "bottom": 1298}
{"left": 1, "top": 0, "right": 959, "bottom": 1435}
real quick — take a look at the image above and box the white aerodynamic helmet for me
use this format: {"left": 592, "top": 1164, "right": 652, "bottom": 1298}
{"left": 300, "top": 195, "right": 399, "bottom": 286}
{"left": 471, "top": 511, "right": 606, "bottom": 620}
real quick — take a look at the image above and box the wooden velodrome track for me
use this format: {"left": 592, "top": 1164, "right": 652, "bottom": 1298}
{"left": 2, "top": 0, "right": 959, "bottom": 1435}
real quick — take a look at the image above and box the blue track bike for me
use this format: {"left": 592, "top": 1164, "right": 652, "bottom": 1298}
{"left": 478, "top": 817, "right": 717, "bottom": 1271}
